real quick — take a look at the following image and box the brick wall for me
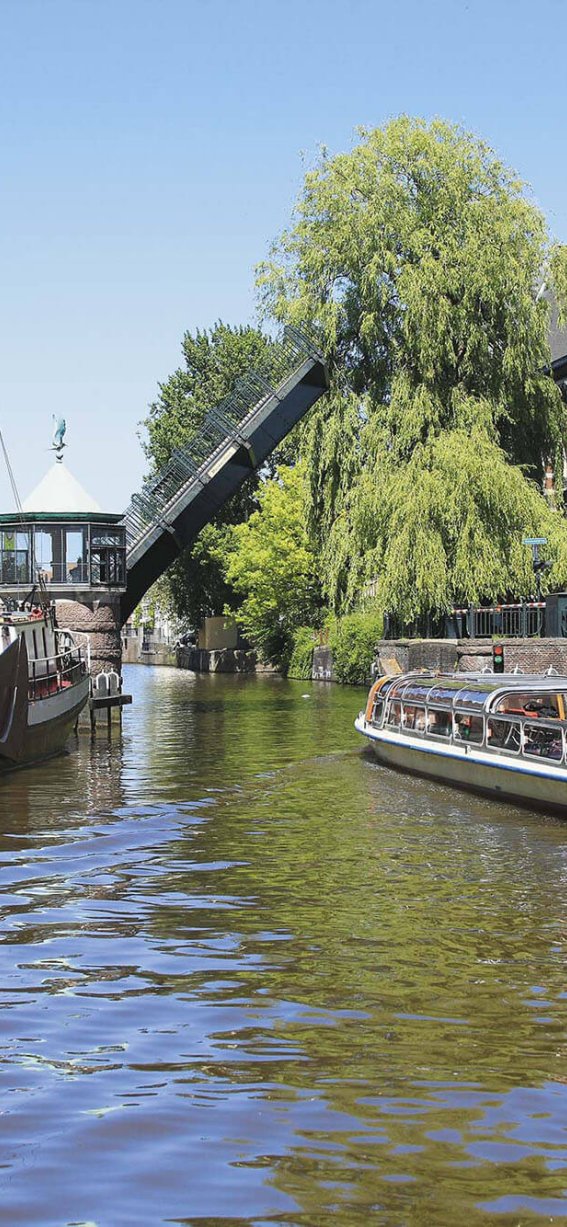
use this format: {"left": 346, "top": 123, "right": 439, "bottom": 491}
{"left": 374, "top": 638, "right": 567, "bottom": 676}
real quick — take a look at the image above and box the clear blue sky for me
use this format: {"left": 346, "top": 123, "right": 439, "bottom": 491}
{"left": 0, "top": 0, "right": 566, "bottom": 511}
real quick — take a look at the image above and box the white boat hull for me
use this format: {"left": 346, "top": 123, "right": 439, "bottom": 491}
{"left": 355, "top": 716, "right": 567, "bottom": 813}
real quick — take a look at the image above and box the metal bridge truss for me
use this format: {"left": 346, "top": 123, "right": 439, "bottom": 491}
{"left": 120, "top": 325, "right": 329, "bottom": 621}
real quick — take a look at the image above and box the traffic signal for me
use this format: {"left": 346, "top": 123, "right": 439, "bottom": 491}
{"left": 493, "top": 644, "right": 504, "bottom": 673}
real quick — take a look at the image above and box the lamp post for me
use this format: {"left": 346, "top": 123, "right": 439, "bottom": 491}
{"left": 523, "top": 537, "right": 551, "bottom": 602}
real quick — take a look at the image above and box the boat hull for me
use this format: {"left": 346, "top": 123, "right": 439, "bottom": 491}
{"left": 355, "top": 717, "right": 567, "bottom": 814}
{"left": 0, "top": 676, "right": 90, "bottom": 773}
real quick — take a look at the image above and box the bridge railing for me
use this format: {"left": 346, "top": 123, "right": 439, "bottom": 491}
{"left": 122, "top": 325, "right": 323, "bottom": 553}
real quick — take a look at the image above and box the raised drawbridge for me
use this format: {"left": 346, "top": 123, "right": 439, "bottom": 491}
{"left": 120, "top": 326, "right": 328, "bottom": 622}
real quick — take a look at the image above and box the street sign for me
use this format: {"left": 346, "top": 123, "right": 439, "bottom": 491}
{"left": 523, "top": 537, "right": 547, "bottom": 546}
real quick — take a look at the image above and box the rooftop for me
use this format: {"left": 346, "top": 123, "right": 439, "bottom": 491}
{"left": 22, "top": 461, "right": 101, "bottom": 514}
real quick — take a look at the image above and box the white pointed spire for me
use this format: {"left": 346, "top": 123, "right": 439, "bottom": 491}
{"left": 22, "top": 462, "right": 101, "bottom": 514}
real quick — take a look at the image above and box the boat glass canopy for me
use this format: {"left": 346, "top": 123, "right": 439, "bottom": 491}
{"left": 381, "top": 673, "right": 567, "bottom": 716}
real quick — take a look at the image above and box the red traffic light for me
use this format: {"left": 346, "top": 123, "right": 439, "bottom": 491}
{"left": 492, "top": 644, "right": 504, "bottom": 673}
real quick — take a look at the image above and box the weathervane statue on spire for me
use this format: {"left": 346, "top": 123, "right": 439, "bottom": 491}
{"left": 51, "top": 416, "right": 67, "bottom": 463}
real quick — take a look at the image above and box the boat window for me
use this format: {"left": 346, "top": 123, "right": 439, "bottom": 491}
{"left": 401, "top": 704, "right": 426, "bottom": 732}
{"left": 371, "top": 696, "right": 384, "bottom": 725}
{"left": 454, "top": 688, "right": 493, "bottom": 711}
{"left": 495, "top": 692, "right": 560, "bottom": 719}
{"left": 0, "top": 625, "right": 13, "bottom": 654}
{"left": 487, "top": 717, "right": 521, "bottom": 754}
{"left": 454, "top": 712, "right": 484, "bottom": 744}
{"left": 385, "top": 700, "right": 401, "bottom": 729}
{"left": 523, "top": 723, "right": 564, "bottom": 763}
{"left": 401, "top": 683, "right": 435, "bottom": 705}
{"left": 428, "top": 682, "right": 467, "bottom": 705}
{"left": 426, "top": 709, "right": 452, "bottom": 738}
{"left": 388, "top": 679, "right": 410, "bottom": 701}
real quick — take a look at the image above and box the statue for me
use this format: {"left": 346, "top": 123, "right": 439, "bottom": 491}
{"left": 51, "top": 416, "right": 67, "bottom": 462}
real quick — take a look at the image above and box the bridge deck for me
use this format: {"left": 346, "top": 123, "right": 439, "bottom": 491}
{"left": 121, "top": 327, "right": 329, "bottom": 622}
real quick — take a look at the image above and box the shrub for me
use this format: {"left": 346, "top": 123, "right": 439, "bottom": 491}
{"left": 288, "top": 626, "right": 316, "bottom": 679}
{"left": 328, "top": 611, "right": 384, "bottom": 685}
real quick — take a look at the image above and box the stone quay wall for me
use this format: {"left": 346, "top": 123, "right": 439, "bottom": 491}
{"left": 176, "top": 646, "right": 257, "bottom": 674}
{"left": 373, "top": 638, "right": 567, "bottom": 677}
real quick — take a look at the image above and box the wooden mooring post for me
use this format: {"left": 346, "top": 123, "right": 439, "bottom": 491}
{"left": 89, "top": 668, "right": 132, "bottom": 731}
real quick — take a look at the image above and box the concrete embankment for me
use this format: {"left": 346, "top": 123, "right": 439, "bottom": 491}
{"left": 176, "top": 645, "right": 258, "bottom": 673}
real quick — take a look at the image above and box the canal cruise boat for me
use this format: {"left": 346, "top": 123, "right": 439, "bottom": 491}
{"left": 0, "top": 604, "right": 90, "bottom": 772}
{"left": 355, "top": 671, "right": 567, "bottom": 812}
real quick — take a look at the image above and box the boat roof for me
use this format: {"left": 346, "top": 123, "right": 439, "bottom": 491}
{"left": 0, "top": 615, "right": 46, "bottom": 629}
{"left": 383, "top": 671, "right": 567, "bottom": 713}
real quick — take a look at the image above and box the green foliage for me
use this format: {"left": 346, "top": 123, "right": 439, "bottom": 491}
{"left": 160, "top": 523, "right": 237, "bottom": 629}
{"left": 550, "top": 245, "right": 567, "bottom": 327}
{"left": 327, "top": 611, "right": 384, "bottom": 685}
{"left": 258, "top": 117, "right": 567, "bottom": 619}
{"left": 143, "top": 322, "right": 274, "bottom": 469}
{"left": 141, "top": 322, "right": 276, "bottom": 623}
{"left": 131, "top": 577, "right": 175, "bottom": 631}
{"left": 288, "top": 626, "right": 316, "bottom": 679}
{"left": 325, "top": 428, "right": 567, "bottom": 619}
{"left": 223, "top": 463, "right": 322, "bottom": 666}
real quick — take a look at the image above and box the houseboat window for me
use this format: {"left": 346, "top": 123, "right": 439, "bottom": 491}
{"left": 386, "top": 701, "right": 401, "bottom": 729}
{"left": 487, "top": 717, "right": 521, "bottom": 753}
{"left": 523, "top": 723, "right": 564, "bottom": 762}
{"left": 401, "top": 705, "right": 426, "bottom": 732}
{"left": 495, "top": 692, "right": 560, "bottom": 719}
{"left": 454, "top": 713, "right": 484, "bottom": 744}
{"left": 426, "top": 709, "right": 452, "bottom": 737}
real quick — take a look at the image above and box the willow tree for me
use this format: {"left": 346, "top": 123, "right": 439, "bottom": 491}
{"left": 257, "top": 116, "right": 567, "bottom": 619}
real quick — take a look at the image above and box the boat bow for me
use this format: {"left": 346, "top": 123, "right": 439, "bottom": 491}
{"left": 0, "top": 635, "right": 29, "bottom": 763}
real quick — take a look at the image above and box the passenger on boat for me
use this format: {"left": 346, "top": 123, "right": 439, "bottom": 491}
{"left": 523, "top": 698, "right": 560, "bottom": 719}
{"left": 497, "top": 694, "right": 560, "bottom": 720}
{"left": 524, "top": 726, "right": 563, "bottom": 760}
{"left": 487, "top": 719, "right": 521, "bottom": 751}
{"left": 427, "top": 711, "right": 451, "bottom": 736}
{"left": 454, "top": 713, "right": 483, "bottom": 742}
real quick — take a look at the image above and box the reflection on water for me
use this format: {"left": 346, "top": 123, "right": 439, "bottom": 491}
{"left": 0, "top": 665, "right": 566, "bottom": 1225}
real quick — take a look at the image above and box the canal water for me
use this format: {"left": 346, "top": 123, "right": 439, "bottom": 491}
{"left": 0, "top": 666, "right": 566, "bottom": 1226}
